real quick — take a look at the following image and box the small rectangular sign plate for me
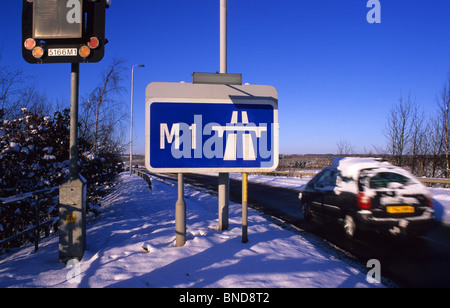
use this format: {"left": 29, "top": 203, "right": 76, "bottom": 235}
{"left": 48, "top": 48, "right": 78, "bottom": 57}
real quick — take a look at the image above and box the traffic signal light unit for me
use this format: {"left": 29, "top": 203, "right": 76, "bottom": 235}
{"left": 22, "top": 0, "right": 108, "bottom": 64}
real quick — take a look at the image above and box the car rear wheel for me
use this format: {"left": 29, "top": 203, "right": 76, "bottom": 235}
{"left": 343, "top": 215, "right": 357, "bottom": 239}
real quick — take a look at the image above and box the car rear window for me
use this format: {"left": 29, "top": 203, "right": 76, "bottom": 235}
{"left": 369, "top": 172, "right": 410, "bottom": 189}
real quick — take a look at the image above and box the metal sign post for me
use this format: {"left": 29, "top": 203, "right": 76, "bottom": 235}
{"left": 175, "top": 173, "right": 187, "bottom": 247}
{"left": 219, "top": 0, "right": 229, "bottom": 232}
{"left": 220, "top": 0, "right": 227, "bottom": 74}
{"left": 69, "top": 63, "right": 80, "bottom": 179}
{"left": 242, "top": 173, "right": 248, "bottom": 243}
{"left": 218, "top": 173, "right": 229, "bottom": 231}
{"left": 59, "top": 63, "right": 87, "bottom": 263}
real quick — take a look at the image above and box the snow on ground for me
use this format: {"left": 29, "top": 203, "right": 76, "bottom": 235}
{"left": 428, "top": 188, "right": 450, "bottom": 225}
{"left": 230, "top": 173, "right": 308, "bottom": 190}
{"left": 0, "top": 173, "right": 385, "bottom": 288}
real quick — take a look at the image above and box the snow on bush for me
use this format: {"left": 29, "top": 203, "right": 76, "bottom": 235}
{"left": 0, "top": 109, "right": 124, "bottom": 251}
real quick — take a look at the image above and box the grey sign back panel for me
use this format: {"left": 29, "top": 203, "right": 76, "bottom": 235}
{"left": 33, "top": 0, "right": 83, "bottom": 39}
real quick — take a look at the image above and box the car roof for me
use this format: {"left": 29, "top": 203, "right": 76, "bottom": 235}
{"left": 331, "top": 157, "right": 399, "bottom": 179}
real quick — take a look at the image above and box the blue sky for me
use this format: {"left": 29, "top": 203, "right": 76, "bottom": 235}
{"left": 1, "top": 0, "right": 450, "bottom": 155}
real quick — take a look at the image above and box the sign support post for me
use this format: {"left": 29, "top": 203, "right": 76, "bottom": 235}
{"left": 220, "top": 0, "right": 227, "bottom": 73}
{"left": 218, "top": 0, "right": 230, "bottom": 231}
{"left": 218, "top": 174, "right": 229, "bottom": 231}
{"left": 175, "top": 173, "right": 187, "bottom": 247}
{"left": 59, "top": 63, "right": 87, "bottom": 263}
{"left": 69, "top": 63, "right": 80, "bottom": 178}
{"left": 242, "top": 173, "right": 248, "bottom": 243}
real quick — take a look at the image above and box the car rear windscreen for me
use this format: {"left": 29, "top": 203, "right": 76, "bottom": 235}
{"left": 369, "top": 172, "right": 410, "bottom": 189}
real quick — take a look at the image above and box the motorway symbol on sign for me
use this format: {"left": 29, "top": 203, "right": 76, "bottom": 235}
{"left": 145, "top": 82, "right": 279, "bottom": 173}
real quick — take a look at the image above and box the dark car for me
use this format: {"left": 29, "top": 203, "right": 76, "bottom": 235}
{"left": 299, "top": 157, "right": 435, "bottom": 238}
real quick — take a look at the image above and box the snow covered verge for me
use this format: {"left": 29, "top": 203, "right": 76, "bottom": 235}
{"left": 0, "top": 173, "right": 387, "bottom": 288}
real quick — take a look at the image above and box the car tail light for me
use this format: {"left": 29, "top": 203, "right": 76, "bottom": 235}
{"left": 357, "top": 192, "right": 371, "bottom": 210}
{"left": 426, "top": 194, "right": 434, "bottom": 208}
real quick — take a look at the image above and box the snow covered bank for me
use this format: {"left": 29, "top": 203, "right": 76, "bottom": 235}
{"left": 0, "top": 173, "right": 385, "bottom": 288}
{"left": 429, "top": 188, "right": 450, "bottom": 225}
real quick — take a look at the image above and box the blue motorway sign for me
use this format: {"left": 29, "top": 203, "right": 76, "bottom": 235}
{"left": 145, "top": 83, "right": 279, "bottom": 173}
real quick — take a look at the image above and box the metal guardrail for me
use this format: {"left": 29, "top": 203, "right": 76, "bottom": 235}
{"left": 0, "top": 187, "right": 59, "bottom": 253}
{"left": 417, "top": 177, "right": 450, "bottom": 185}
{"left": 0, "top": 168, "right": 153, "bottom": 255}
{"left": 268, "top": 171, "right": 319, "bottom": 178}
{"left": 130, "top": 165, "right": 450, "bottom": 187}
{"left": 131, "top": 169, "right": 153, "bottom": 190}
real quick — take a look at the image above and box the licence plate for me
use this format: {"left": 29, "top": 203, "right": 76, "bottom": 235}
{"left": 48, "top": 48, "right": 78, "bottom": 57}
{"left": 386, "top": 206, "right": 415, "bottom": 214}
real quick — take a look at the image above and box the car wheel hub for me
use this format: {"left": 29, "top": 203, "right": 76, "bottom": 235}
{"left": 344, "top": 215, "right": 356, "bottom": 238}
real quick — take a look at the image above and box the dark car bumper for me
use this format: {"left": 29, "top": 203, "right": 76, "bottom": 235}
{"left": 356, "top": 208, "right": 436, "bottom": 235}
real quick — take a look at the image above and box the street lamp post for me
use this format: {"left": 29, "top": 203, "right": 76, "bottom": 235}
{"left": 130, "top": 64, "right": 145, "bottom": 175}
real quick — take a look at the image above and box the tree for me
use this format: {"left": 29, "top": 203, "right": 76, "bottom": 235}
{"left": 408, "top": 104, "right": 426, "bottom": 175}
{"left": 0, "top": 58, "right": 25, "bottom": 118}
{"left": 80, "top": 58, "right": 127, "bottom": 155}
{"left": 383, "top": 93, "right": 414, "bottom": 167}
{"left": 336, "top": 140, "right": 355, "bottom": 156}
{"left": 16, "top": 86, "right": 53, "bottom": 117}
{"left": 0, "top": 55, "right": 53, "bottom": 119}
{"left": 437, "top": 75, "right": 450, "bottom": 178}
{"left": 429, "top": 113, "right": 445, "bottom": 178}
